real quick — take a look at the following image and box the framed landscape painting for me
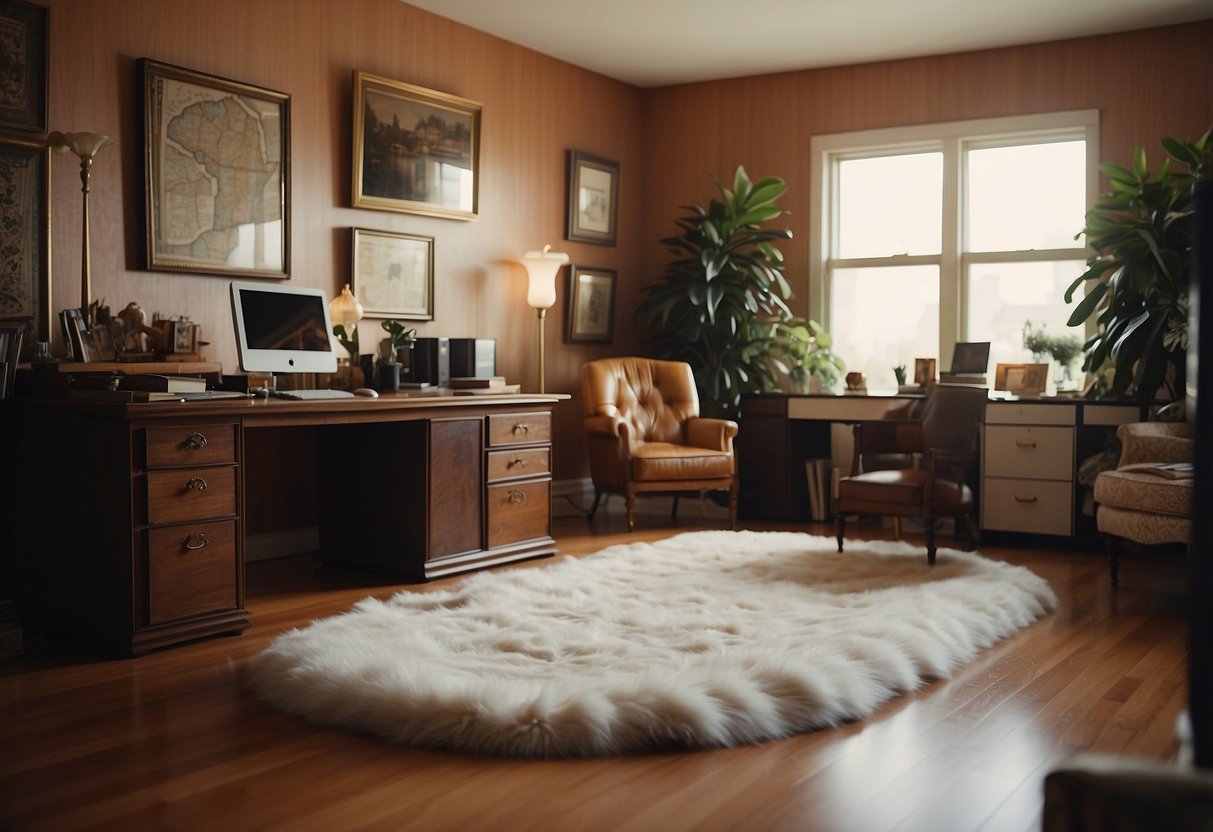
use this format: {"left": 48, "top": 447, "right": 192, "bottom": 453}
{"left": 140, "top": 58, "right": 291, "bottom": 277}
{"left": 352, "top": 71, "right": 480, "bottom": 220}
{"left": 566, "top": 150, "right": 619, "bottom": 245}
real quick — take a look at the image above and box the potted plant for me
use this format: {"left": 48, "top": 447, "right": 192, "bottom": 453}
{"left": 1065, "top": 128, "right": 1211, "bottom": 402}
{"left": 376, "top": 319, "right": 417, "bottom": 392}
{"left": 1023, "top": 321, "right": 1083, "bottom": 389}
{"left": 763, "top": 317, "right": 846, "bottom": 394}
{"left": 636, "top": 166, "right": 794, "bottom": 416}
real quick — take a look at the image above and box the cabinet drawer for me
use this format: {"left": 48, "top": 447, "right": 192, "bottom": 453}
{"left": 487, "top": 412, "right": 551, "bottom": 447}
{"left": 984, "top": 425, "right": 1074, "bottom": 480}
{"left": 486, "top": 480, "right": 550, "bottom": 548}
{"left": 985, "top": 402, "right": 1076, "bottom": 426}
{"left": 147, "top": 519, "right": 239, "bottom": 624}
{"left": 146, "top": 423, "right": 237, "bottom": 468}
{"left": 147, "top": 465, "right": 238, "bottom": 525}
{"left": 486, "top": 447, "right": 551, "bottom": 482}
{"left": 982, "top": 478, "right": 1073, "bottom": 535}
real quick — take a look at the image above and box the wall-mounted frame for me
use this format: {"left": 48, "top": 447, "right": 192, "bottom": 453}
{"left": 566, "top": 150, "right": 619, "bottom": 245}
{"left": 565, "top": 265, "right": 616, "bottom": 343}
{"left": 352, "top": 71, "right": 480, "bottom": 221}
{"left": 0, "top": 134, "right": 50, "bottom": 357}
{"left": 351, "top": 228, "right": 434, "bottom": 320}
{"left": 140, "top": 58, "right": 290, "bottom": 277}
{"left": 0, "top": 0, "right": 48, "bottom": 133}
{"left": 995, "top": 362, "right": 1049, "bottom": 396}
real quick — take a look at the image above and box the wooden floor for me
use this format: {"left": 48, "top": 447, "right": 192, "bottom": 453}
{"left": 0, "top": 512, "right": 1192, "bottom": 832}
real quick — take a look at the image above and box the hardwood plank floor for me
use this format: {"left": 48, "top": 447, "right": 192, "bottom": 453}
{"left": 0, "top": 514, "right": 1191, "bottom": 832}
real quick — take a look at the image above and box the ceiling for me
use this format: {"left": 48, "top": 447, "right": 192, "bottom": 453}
{"left": 404, "top": 0, "right": 1211, "bottom": 88}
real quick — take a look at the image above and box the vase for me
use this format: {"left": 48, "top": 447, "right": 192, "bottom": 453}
{"left": 377, "top": 363, "right": 400, "bottom": 392}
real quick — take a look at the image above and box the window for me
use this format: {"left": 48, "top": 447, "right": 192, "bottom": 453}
{"left": 810, "top": 111, "right": 1099, "bottom": 390}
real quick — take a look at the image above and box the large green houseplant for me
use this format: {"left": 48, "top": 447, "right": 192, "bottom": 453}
{"left": 636, "top": 166, "right": 793, "bottom": 416}
{"left": 1065, "top": 128, "right": 1212, "bottom": 402}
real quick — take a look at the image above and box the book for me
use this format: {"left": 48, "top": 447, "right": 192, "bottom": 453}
{"left": 452, "top": 384, "right": 522, "bottom": 396}
{"left": 1133, "top": 462, "right": 1194, "bottom": 480}
{"left": 448, "top": 376, "right": 507, "bottom": 389}
{"left": 70, "top": 389, "right": 185, "bottom": 402}
{"left": 118, "top": 373, "right": 207, "bottom": 392}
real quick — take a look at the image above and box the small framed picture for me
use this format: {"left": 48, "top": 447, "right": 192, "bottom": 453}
{"left": 995, "top": 362, "right": 1050, "bottom": 396}
{"left": 914, "top": 357, "right": 936, "bottom": 386}
{"left": 0, "top": 134, "right": 50, "bottom": 356}
{"left": 0, "top": 0, "right": 48, "bottom": 133}
{"left": 565, "top": 266, "right": 616, "bottom": 343}
{"left": 566, "top": 151, "right": 619, "bottom": 246}
{"left": 351, "top": 228, "right": 434, "bottom": 320}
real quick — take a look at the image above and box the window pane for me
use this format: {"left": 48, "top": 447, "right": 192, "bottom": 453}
{"left": 830, "top": 265, "right": 940, "bottom": 390}
{"left": 966, "top": 260, "right": 1087, "bottom": 387}
{"left": 966, "top": 141, "right": 1086, "bottom": 252}
{"left": 838, "top": 153, "right": 942, "bottom": 258}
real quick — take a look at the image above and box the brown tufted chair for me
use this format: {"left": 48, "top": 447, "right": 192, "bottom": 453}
{"left": 834, "top": 384, "right": 987, "bottom": 564}
{"left": 581, "top": 357, "right": 738, "bottom": 532}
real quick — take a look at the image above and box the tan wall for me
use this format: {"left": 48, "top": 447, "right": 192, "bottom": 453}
{"left": 638, "top": 22, "right": 1213, "bottom": 325}
{"left": 39, "top": 0, "right": 644, "bottom": 480}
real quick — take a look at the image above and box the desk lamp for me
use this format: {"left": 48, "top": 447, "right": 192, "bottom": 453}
{"left": 48, "top": 131, "right": 113, "bottom": 328}
{"left": 520, "top": 245, "right": 569, "bottom": 394}
{"left": 329, "top": 283, "right": 364, "bottom": 357}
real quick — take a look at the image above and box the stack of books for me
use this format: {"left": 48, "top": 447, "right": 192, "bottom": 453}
{"left": 448, "top": 376, "right": 521, "bottom": 395}
{"left": 805, "top": 458, "right": 838, "bottom": 522}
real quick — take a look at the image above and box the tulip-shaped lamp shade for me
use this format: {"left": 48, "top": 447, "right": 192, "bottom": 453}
{"left": 329, "top": 283, "right": 364, "bottom": 359}
{"left": 520, "top": 245, "right": 569, "bottom": 393}
{"left": 48, "top": 130, "right": 114, "bottom": 329}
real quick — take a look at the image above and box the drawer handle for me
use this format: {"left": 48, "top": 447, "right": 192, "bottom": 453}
{"left": 183, "top": 532, "right": 210, "bottom": 551}
{"left": 1015, "top": 439, "right": 1038, "bottom": 448}
{"left": 512, "top": 423, "right": 530, "bottom": 436}
{"left": 185, "top": 477, "right": 209, "bottom": 493}
{"left": 508, "top": 489, "right": 528, "bottom": 504}
{"left": 1013, "top": 494, "right": 1038, "bottom": 503}
{"left": 184, "top": 432, "right": 209, "bottom": 449}
{"left": 508, "top": 457, "right": 529, "bottom": 469}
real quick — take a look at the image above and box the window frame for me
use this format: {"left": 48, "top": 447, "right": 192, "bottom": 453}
{"left": 809, "top": 110, "right": 1100, "bottom": 370}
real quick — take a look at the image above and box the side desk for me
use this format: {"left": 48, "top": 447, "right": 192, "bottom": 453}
{"left": 8, "top": 392, "right": 565, "bottom": 655}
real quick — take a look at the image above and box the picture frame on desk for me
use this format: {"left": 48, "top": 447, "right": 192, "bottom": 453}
{"left": 0, "top": 134, "right": 50, "bottom": 356}
{"left": 994, "top": 362, "right": 1049, "bottom": 396}
{"left": 351, "top": 228, "right": 434, "bottom": 321}
{"left": 140, "top": 58, "right": 291, "bottom": 278}
{"left": 351, "top": 71, "right": 480, "bottom": 221}
{"left": 565, "top": 265, "right": 616, "bottom": 343}
{"left": 566, "top": 150, "right": 619, "bottom": 245}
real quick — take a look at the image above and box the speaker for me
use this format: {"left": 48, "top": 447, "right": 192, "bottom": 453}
{"left": 449, "top": 338, "right": 496, "bottom": 379}
{"left": 410, "top": 337, "right": 449, "bottom": 387}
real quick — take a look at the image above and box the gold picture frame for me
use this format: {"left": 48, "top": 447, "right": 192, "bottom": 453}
{"left": 140, "top": 59, "right": 291, "bottom": 277}
{"left": 351, "top": 228, "right": 434, "bottom": 321}
{"left": 352, "top": 71, "right": 481, "bottom": 220}
{"left": 994, "top": 362, "right": 1050, "bottom": 396}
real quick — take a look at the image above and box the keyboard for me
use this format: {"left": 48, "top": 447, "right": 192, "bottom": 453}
{"left": 269, "top": 388, "right": 356, "bottom": 401}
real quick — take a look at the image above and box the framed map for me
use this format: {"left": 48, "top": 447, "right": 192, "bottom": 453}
{"left": 0, "top": 134, "right": 49, "bottom": 356}
{"left": 140, "top": 59, "right": 290, "bottom": 277}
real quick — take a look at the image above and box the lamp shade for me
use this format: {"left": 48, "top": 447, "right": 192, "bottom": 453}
{"left": 521, "top": 246, "right": 569, "bottom": 310}
{"left": 329, "top": 283, "right": 364, "bottom": 328}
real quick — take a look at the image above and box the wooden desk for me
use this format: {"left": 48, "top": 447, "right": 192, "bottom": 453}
{"left": 9, "top": 393, "right": 564, "bottom": 655}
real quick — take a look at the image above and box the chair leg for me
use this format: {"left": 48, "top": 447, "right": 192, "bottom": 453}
{"left": 588, "top": 489, "right": 604, "bottom": 521}
{"left": 892, "top": 517, "right": 902, "bottom": 540}
{"left": 836, "top": 514, "right": 846, "bottom": 552}
{"left": 626, "top": 492, "right": 636, "bottom": 532}
{"left": 727, "top": 482, "right": 738, "bottom": 530}
{"left": 671, "top": 494, "right": 680, "bottom": 519}
{"left": 1107, "top": 536, "right": 1121, "bottom": 588}
{"left": 924, "top": 512, "right": 937, "bottom": 565}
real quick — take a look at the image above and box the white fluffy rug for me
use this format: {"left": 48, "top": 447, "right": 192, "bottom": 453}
{"left": 249, "top": 531, "right": 1056, "bottom": 757}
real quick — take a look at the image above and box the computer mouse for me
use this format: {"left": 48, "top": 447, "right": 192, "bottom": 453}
{"left": 352, "top": 387, "right": 379, "bottom": 398}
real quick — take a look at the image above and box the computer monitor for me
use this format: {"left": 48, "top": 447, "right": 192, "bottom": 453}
{"left": 230, "top": 281, "right": 338, "bottom": 375}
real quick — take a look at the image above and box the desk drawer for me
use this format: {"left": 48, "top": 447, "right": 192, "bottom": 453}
{"left": 147, "top": 519, "right": 238, "bottom": 624}
{"left": 487, "top": 412, "right": 551, "bottom": 447}
{"left": 147, "top": 465, "right": 238, "bottom": 525}
{"left": 487, "top": 480, "right": 550, "bottom": 548}
{"left": 982, "top": 478, "right": 1073, "bottom": 535}
{"left": 984, "top": 425, "right": 1073, "bottom": 480}
{"left": 486, "top": 447, "right": 551, "bottom": 483}
{"left": 146, "top": 423, "right": 237, "bottom": 468}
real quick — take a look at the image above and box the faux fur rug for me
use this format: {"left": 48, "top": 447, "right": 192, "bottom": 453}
{"left": 249, "top": 531, "right": 1056, "bottom": 757}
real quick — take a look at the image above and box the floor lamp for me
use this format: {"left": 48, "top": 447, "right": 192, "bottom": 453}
{"left": 48, "top": 131, "right": 113, "bottom": 328}
{"left": 520, "top": 246, "right": 569, "bottom": 394}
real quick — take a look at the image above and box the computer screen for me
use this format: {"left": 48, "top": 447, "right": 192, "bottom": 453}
{"left": 230, "top": 281, "right": 338, "bottom": 375}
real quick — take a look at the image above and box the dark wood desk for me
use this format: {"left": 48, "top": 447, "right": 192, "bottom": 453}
{"left": 9, "top": 393, "right": 564, "bottom": 655}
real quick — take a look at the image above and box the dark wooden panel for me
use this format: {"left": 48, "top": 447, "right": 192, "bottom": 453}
{"left": 487, "top": 412, "right": 551, "bottom": 446}
{"left": 146, "top": 466, "right": 238, "bottom": 525}
{"left": 486, "top": 447, "right": 551, "bottom": 482}
{"left": 144, "top": 423, "right": 237, "bottom": 468}
{"left": 428, "top": 418, "right": 483, "bottom": 559}
{"left": 486, "top": 480, "right": 551, "bottom": 549}
{"left": 147, "top": 520, "right": 238, "bottom": 625}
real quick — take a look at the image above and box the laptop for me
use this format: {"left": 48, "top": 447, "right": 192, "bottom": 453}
{"left": 940, "top": 341, "right": 990, "bottom": 377}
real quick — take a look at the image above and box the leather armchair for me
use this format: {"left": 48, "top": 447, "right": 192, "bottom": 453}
{"left": 834, "top": 384, "right": 988, "bottom": 564}
{"left": 581, "top": 357, "right": 738, "bottom": 531}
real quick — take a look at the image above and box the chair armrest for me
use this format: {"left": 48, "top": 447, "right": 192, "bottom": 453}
{"left": 584, "top": 414, "right": 630, "bottom": 441}
{"left": 1117, "top": 422, "right": 1193, "bottom": 466}
{"left": 686, "top": 417, "right": 739, "bottom": 451}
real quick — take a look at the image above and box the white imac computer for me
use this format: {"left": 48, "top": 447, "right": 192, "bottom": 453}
{"left": 230, "top": 281, "right": 339, "bottom": 375}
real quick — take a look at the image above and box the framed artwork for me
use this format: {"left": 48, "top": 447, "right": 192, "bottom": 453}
{"left": 913, "top": 357, "right": 936, "bottom": 386}
{"left": 995, "top": 362, "right": 1050, "bottom": 396}
{"left": 140, "top": 58, "right": 290, "bottom": 277}
{"left": 566, "top": 150, "right": 619, "bottom": 245}
{"left": 0, "top": 324, "right": 23, "bottom": 398}
{"left": 565, "top": 265, "right": 616, "bottom": 343}
{"left": 351, "top": 228, "right": 434, "bottom": 320}
{"left": 352, "top": 71, "right": 480, "bottom": 220}
{"left": 0, "top": 0, "right": 47, "bottom": 132}
{"left": 0, "top": 134, "right": 49, "bottom": 357}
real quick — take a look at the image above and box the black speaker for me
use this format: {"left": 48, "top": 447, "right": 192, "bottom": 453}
{"left": 411, "top": 337, "right": 449, "bottom": 387}
{"left": 449, "top": 338, "right": 496, "bottom": 379}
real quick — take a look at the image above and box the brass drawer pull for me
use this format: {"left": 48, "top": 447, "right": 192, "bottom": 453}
{"left": 1013, "top": 494, "right": 1038, "bottom": 503}
{"left": 184, "top": 432, "right": 208, "bottom": 449}
{"left": 1015, "top": 438, "right": 1037, "bottom": 448}
{"left": 184, "top": 532, "right": 210, "bottom": 551}
{"left": 185, "top": 477, "right": 209, "bottom": 493}
{"left": 508, "top": 489, "right": 528, "bottom": 504}
{"left": 512, "top": 423, "right": 530, "bottom": 436}
{"left": 508, "top": 457, "right": 528, "bottom": 469}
